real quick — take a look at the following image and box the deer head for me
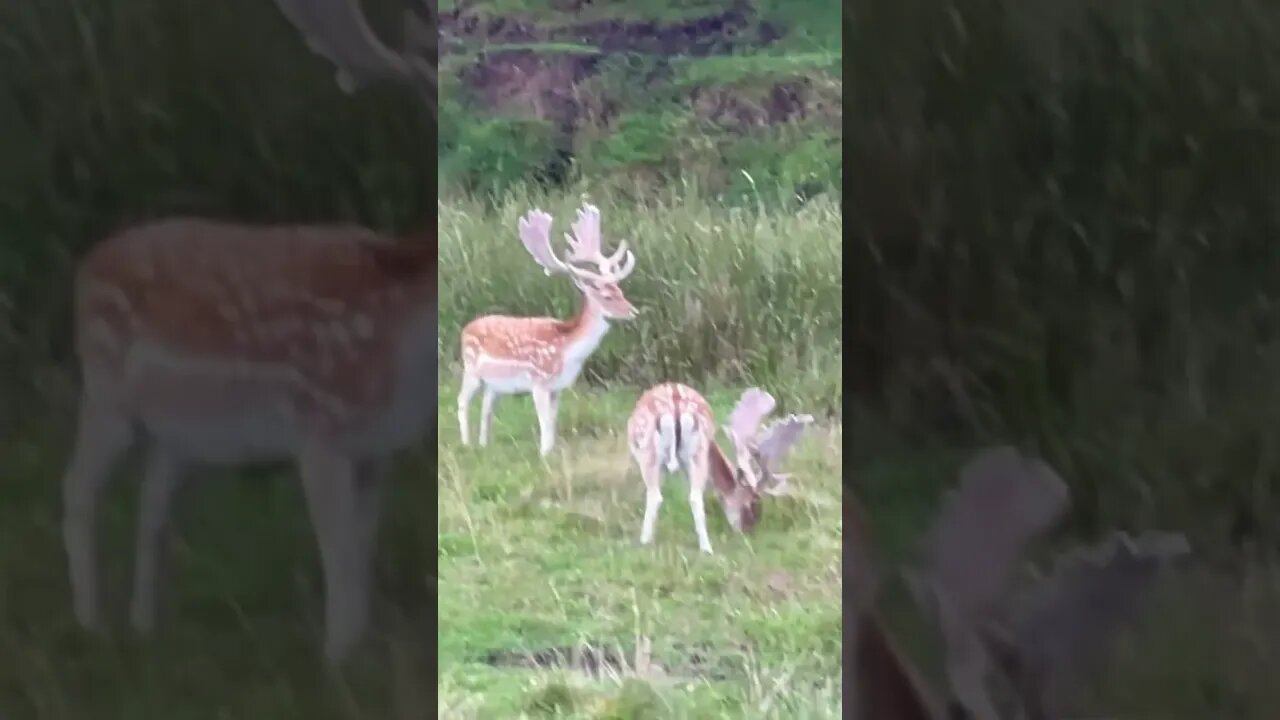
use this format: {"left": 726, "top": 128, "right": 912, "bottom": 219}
{"left": 517, "top": 205, "right": 638, "bottom": 320}
{"left": 721, "top": 388, "right": 814, "bottom": 532}
{"left": 271, "top": 0, "right": 436, "bottom": 113}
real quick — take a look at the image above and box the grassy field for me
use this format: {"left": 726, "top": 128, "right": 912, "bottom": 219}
{"left": 0, "top": 412, "right": 436, "bottom": 719}
{"left": 437, "top": 384, "right": 842, "bottom": 718}
{"left": 436, "top": 188, "right": 843, "bottom": 718}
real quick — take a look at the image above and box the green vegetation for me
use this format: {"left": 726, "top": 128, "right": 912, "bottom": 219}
{"left": 437, "top": 383, "right": 842, "bottom": 718}
{"left": 854, "top": 0, "right": 1280, "bottom": 715}
{"left": 436, "top": 184, "right": 843, "bottom": 715}
{"left": 0, "top": 0, "right": 433, "bottom": 716}
{"left": 438, "top": 0, "right": 842, "bottom": 203}
{"left": 438, "top": 1, "right": 844, "bottom": 714}
{"left": 438, "top": 186, "right": 843, "bottom": 413}
{"left": 0, "top": 0, "right": 845, "bottom": 715}
{"left": 0, "top": 417, "right": 435, "bottom": 718}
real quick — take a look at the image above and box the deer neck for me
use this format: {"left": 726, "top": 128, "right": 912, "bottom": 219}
{"left": 707, "top": 442, "right": 740, "bottom": 499}
{"left": 557, "top": 295, "right": 611, "bottom": 365}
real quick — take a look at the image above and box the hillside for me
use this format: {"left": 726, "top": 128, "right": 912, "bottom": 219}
{"left": 437, "top": 0, "right": 842, "bottom": 202}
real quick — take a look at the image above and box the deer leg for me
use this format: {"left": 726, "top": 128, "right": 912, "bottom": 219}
{"left": 353, "top": 458, "right": 388, "bottom": 574}
{"left": 62, "top": 400, "right": 134, "bottom": 629}
{"left": 457, "top": 372, "right": 481, "bottom": 446}
{"left": 637, "top": 450, "right": 663, "bottom": 545}
{"left": 531, "top": 385, "right": 556, "bottom": 456}
{"left": 688, "top": 453, "right": 714, "bottom": 554}
{"left": 478, "top": 387, "right": 498, "bottom": 446}
{"left": 129, "top": 448, "right": 186, "bottom": 632}
{"left": 299, "top": 444, "right": 372, "bottom": 665}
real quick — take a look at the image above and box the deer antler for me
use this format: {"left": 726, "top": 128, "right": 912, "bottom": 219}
{"left": 722, "top": 388, "right": 813, "bottom": 494}
{"left": 756, "top": 414, "right": 814, "bottom": 471}
{"left": 906, "top": 446, "right": 1070, "bottom": 719}
{"left": 271, "top": 0, "right": 436, "bottom": 113}
{"left": 753, "top": 414, "right": 814, "bottom": 495}
{"left": 564, "top": 204, "right": 636, "bottom": 282}
{"left": 992, "top": 530, "right": 1190, "bottom": 719}
{"left": 726, "top": 388, "right": 776, "bottom": 448}
{"left": 518, "top": 209, "right": 613, "bottom": 285}
{"left": 921, "top": 446, "right": 1071, "bottom": 621}
{"left": 887, "top": 446, "right": 1190, "bottom": 719}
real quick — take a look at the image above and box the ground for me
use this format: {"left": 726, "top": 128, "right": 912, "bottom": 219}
{"left": 438, "top": 382, "right": 843, "bottom": 718}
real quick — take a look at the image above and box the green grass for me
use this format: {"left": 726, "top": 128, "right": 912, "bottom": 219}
{"left": 437, "top": 186, "right": 843, "bottom": 414}
{"left": 671, "top": 52, "right": 842, "bottom": 89}
{"left": 854, "top": 446, "right": 1280, "bottom": 718}
{"left": 437, "top": 382, "right": 843, "bottom": 718}
{"left": 437, "top": 185, "right": 843, "bottom": 717}
{"left": 0, "top": 414, "right": 435, "bottom": 719}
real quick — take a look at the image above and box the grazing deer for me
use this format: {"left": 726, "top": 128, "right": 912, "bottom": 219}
{"left": 626, "top": 384, "right": 813, "bottom": 554}
{"left": 848, "top": 446, "right": 1190, "bottom": 719}
{"left": 457, "top": 205, "right": 637, "bottom": 456}
{"left": 61, "top": 217, "right": 436, "bottom": 665}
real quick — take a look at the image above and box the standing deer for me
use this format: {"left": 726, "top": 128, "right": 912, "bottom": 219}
{"left": 56, "top": 0, "right": 437, "bottom": 668}
{"left": 626, "top": 384, "right": 813, "bottom": 554}
{"left": 61, "top": 218, "right": 436, "bottom": 665}
{"left": 457, "top": 205, "right": 637, "bottom": 456}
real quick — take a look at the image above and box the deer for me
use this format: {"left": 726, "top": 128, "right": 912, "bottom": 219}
{"left": 848, "top": 445, "right": 1191, "bottom": 719}
{"left": 457, "top": 204, "right": 637, "bottom": 456}
{"left": 60, "top": 0, "right": 438, "bottom": 666}
{"left": 625, "top": 384, "right": 814, "bottom": 554}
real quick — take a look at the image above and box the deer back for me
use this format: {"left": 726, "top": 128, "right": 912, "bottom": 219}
{"left": 75, "top": 217, "right": 436, "bottom": 459}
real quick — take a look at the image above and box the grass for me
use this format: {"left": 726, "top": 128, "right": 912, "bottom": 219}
{"left": 854, "top": 445, "right": 1280, "bottom": 718}
{"left": 437, "top": 186, "right": 843, "bottom": 415}
{"left": 437, "top": 381, "right": 843, "bottom": 718}
{"left": 0, "top": 411, "right": 435, "bottom": 719}
{"left": 437, "top": 186, "right": 843, "bottom": 717}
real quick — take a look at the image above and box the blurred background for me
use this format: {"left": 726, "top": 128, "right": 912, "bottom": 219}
{"left": 0, "top": 0, "right": 433, "bottom": 716}
{"left": 852, "top": 0, "right": 1280, "bottom": 715}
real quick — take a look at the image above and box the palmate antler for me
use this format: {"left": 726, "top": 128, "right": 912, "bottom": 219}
{"left": 517, "top": 206, "right": 636, "bottom": 285}
{"left": 851, "top": 446, "right": 1190, "bottom": 720}
{"left": 270, "top": 0, "right": 437, "bottom": 114}
{"left": 725, "top": 388, "right": 813, "bottom": 495}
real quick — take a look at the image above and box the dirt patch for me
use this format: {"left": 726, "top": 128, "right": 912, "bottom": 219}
{"left": 484, "top": 644, "right": 633, "bottom": 676}
{"left": 458, "top": 51, "right": 599, "bottom": 129}
{"left": 480, "top": 641, "right": 745, "bottom": 681}
{"left": 441, "top": 0, "right": 785, "bottom": 130}
{"left": 441, "top": 0, "right": 758, "bottom": 56}
{"left": 689, "top": 77, "right": 841, "bottom": 130}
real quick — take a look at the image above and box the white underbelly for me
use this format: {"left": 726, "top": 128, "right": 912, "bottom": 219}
{"left": 143, "top": 411, "right": 302, "bottom": 462}
{"left": 547, "top": 355, "right": 588, "bottom": 391}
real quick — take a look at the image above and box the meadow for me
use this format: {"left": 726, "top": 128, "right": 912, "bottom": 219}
{"left": 436, "top": 186, "right": 844, "bottom": 718}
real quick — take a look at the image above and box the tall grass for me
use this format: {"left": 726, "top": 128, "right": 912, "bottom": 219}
{"left": 852, "top": 0, "right": 1280, "bottom": 548}
{"left": 438, "top": 182, "right": 843, "bottom": 414}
